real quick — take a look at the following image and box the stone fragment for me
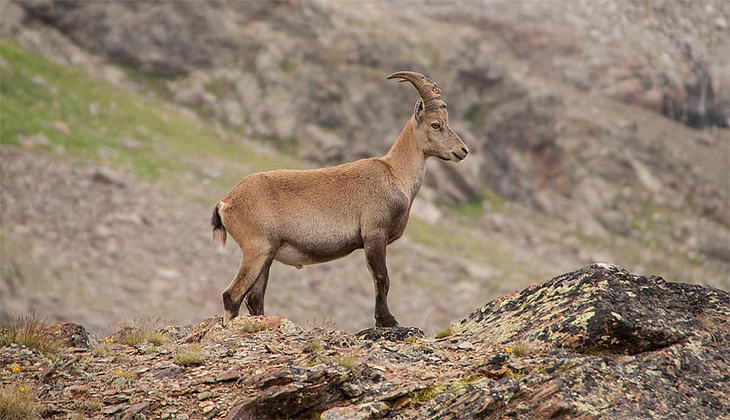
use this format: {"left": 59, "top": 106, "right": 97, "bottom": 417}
{"left": 321, "top": 401, "right": 391, "bottom": 420}
{"left": 226, "top": 368, "right": 348, "bottom": 419}
{"left": 101, "top": 404, "right": 125, "bottom": 415}
{"left": 216, "top": 370, "right": 243, "bottom": 383}
{"left": 340, "top": 382, "right": 363, "bottom": 398}
{"left": 121, "top": 402, "right": 151, "bottom": 420}
{"left": 197, "top": 390, "right": 213, "bottom": 401}
{"left": 456, "top": 341, "right": 474, "bottom": 351}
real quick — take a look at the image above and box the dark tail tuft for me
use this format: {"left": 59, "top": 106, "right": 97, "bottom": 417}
{"left": 211, "top": 203, "right": 227, "bottom": 248}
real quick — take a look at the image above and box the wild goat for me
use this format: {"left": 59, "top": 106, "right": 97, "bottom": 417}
{"left": 211, "top": 71, "right": 468, "bottom": 327}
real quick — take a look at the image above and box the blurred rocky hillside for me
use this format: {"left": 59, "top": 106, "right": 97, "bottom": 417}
{"left": 0, "top": 0, "right": 728, "bottom": 333}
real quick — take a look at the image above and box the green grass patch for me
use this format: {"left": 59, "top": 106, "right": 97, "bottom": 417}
{"left": 272, "top": 135, "right": 299, "bottom": 155}
{"left": 404, "top": 217, "right": 513, "bottom": 268}
{"left": 0, "top": 40, "right": 300, "bottom": 191}
{"left": 464, "top": 101, "right": 498, "bottom": 129}
{"left": 464, "top": 103, "right": 486, "bottom": 128}
{"left": 434, "top": 325, "right": 453, "bottom": 339}
{"left": 117, "top": 62, "right": 177, "bottom": 99}
{"left": 452, "top": 199, "right": 484, "bottom": 219}
{"left": 482, "top": 189, "right": 507, "bottom": 212}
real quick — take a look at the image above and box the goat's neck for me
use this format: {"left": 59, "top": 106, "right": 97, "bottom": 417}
{"left": 383, "top": 119, "right": 427, "bottom": 202}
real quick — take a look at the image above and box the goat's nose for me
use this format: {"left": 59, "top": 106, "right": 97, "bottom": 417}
{"left": 461, "top": 147, "right": 469, "bottom": 155}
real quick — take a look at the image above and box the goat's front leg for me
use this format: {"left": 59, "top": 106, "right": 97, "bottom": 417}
{"left": 363, "top": 232, "right": 399, "bottom": 327}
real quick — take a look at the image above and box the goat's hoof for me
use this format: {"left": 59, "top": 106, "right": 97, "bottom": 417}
{"left": 223, "top": 310, "right": 238, "bottom": 327}
{"left": 375, "top": 315, "right": 399, "bottom": 328}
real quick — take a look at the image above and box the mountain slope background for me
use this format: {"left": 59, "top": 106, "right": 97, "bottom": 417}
{"left": 1, "top": 0, "right": 728, "bottom": 335}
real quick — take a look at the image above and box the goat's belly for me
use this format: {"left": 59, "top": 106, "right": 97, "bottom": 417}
{"left": 274, "top": 244, "right": 314, "bottom": 268}
{"left": 274, "top": 242, "right": 358, "bottom": 268}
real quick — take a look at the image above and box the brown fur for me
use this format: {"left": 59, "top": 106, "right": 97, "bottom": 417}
{"left": 213, "top": 73, "right": 468, "bottom": 327}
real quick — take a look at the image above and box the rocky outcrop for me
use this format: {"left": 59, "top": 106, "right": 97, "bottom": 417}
{"left": 1, "top": 265, "right": 727, "bottom": 419}
{"left": 453, "top": 263, "right": 730, "bottom": 354}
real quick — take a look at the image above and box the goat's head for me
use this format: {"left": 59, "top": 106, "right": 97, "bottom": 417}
{"left": 388, "top": 71, "right": 468, "bottom": 162}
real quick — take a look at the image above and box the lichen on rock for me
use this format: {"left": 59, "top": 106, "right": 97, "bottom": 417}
{"left": 1, "top": 265, "right": 728, "bottom": 419}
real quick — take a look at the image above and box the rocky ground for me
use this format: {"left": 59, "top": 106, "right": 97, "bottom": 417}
{"left": 1, "top": 265, "right": 728, "bottom": 419}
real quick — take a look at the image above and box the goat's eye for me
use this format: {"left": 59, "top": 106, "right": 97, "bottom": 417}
{"left": 431, "top": 122, "right": 440, "bottom": 130}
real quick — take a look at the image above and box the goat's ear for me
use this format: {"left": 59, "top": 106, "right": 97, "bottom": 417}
{"left": 413, "top": 98, "right": 424, "bottom": 126}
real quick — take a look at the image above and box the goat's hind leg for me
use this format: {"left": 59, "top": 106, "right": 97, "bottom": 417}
{"left": 222, "top": 244, "right": 273, "bottom": 326}
{"left": 244, "top": 265, "right": 271, "bottom": 316}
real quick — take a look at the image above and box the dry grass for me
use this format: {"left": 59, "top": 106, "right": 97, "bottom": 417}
{"left": 92, "top": 342, "right": 114, "bottom": 357}
{"left": 174, "top": 344, "right": 204, "bottom": 367}
{"left": 116, "top": 318, "right": 169, "bottom": 346}
{"left": 240, "top": 321, "right": 269, "bottom": 334}
{"left": 512, "top": 342, "right": 532, "bottom": 357}
{"left": 0, "top": 384, "right": 40, "bottom": 420}
{"left": 336, "top": 355, "right": 358, "bottom": 369}
{"left": 0, "top": 314, "right": 61, "bottom": 355}
{"left": 308, "top": 340, "right": 322, "bottom": 352}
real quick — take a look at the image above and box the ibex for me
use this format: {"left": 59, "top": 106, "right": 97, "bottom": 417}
{"left": 211, "top": 71, "right": 468, "bottom": 327}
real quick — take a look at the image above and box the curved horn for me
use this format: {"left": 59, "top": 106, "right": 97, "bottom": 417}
{"left": 387, "top": 71, "right": 445, "bottom": 111}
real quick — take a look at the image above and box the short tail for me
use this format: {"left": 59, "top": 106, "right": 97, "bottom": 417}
{"left": 210, "top": 202, "right": 227, "bottom": 248}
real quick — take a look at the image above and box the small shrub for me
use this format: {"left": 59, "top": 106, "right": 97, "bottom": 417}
{"left": 174, "top": 344, "right": 204, "bottom": 367}
{"left": 434, "top": 326, "right": 453, "bottom": 339}
{"left": 143, "top": 346, "right": 159, "bottom": 355}
{"left": 240, "top": 321, "right": 268, "bottom": 334}
{"left": 0, "top": 314, "right": 62, "bottom": 355}
{"left": 512, "top": 342, "right": 531, "bottom": 357}
{"left": 405, "top": 336, "right": 418, "bottom": 344}
{"left": 336, "top": 355, "right": 358, "bottom": 369}
{"left": 303, "top": 317, "right": 337, "bottom": 331}
{"left": 308, "top": 340, "right": 322, "bottom": 352}
{"left": 504, "top": 369, "right": 522, "bottom": 380}
{"left": 0, "top": 384, "right": 40, "bottom": 420}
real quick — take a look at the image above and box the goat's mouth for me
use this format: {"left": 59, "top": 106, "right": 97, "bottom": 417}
{"left": 451, "top": 151, "right": 467, "bottom": 161}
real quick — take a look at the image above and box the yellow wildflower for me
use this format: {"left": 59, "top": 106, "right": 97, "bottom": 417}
{"left": 86, "top": 356, "right": 92, "bottom": 362}
{"left": 105, "top": 337, "right": 114, "bottom": 343}
{"left": 116, "top": 370, "right": 122, "bottom": 376}
{"left": 19, "top": 386, "right": 25, "bottom": 392}
{"left": 504, "top": 347, "right": 513, "bottom": 354}
{"left": 11, "top": 365, "right": 20, "bottom": 372}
